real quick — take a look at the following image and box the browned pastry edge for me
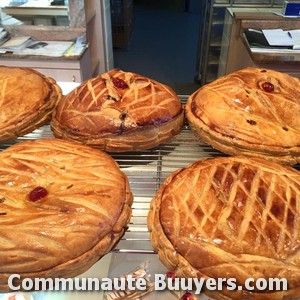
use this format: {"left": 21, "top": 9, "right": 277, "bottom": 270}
{"left": 0, "top": 138, "right": 133, "bottom": 292}
{"left": 186, "top": 116, "right": 299, "bottom": 165}
{"left": 0, "top": 171, "right": 132, "bottom": 293}
{"left": 148, "top": 157, "right": 300, "bottom": 300}
{"left": 51, "top": 109, "right": 184, "bottom": 152}
{"left": 185, "top": 67, "right": 300, "bottom": 165}
{"left": 51, "top": 69, "right": 184, "bottom": 152}
{"left": 0, "top": 68, "right": 62, "bottom": 143}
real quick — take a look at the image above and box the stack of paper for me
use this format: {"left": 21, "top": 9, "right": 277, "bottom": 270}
{"left": 0, "top": 36, "right": 74, "bottom": 57}
{"left": 0, "top": 37, "right": 74, "bottom": 57}
{"left": 0, "top": 36, "right": 35, "bottom": 51}
{"left": 262, "top": 29, "right": 300, "bottom": 50}
{"left": 289, "top": 30, "right": 300, "bottom": 50}
{"left": 19, "top": 41, "right": 74, "bottom": 57}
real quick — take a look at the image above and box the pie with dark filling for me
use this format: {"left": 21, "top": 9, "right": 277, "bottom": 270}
{"left": 185, "top": 67, "right": 300, "bottom": 165}
{"left": 148, "top": 156, "right": 300, "bottom": 299}
{"left": 0, "top": 138, "right": 132, "bottom": 292}
{"left": 51, "top": 69, "right": 184, "bottom": 152}
{"left": 0, "top": 66, "right": 62, "bottom": 142}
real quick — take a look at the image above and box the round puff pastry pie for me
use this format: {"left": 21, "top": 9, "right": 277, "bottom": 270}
{"left": 0, "top": 138, "right": 132, "bottom": 292}
{"left": 148, "top": 156, "right": 300, "bottom": 299}
{"left": 0, "top": 66, "right": 62, "bottom": 143}
{"left": 51, "top": 68, "right": 184, "bottom": 152}
{"left": 185, "top": 67, "right": 300, "bottom": 165}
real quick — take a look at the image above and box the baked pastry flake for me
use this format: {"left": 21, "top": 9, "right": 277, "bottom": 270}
{"left": 148, "top": 156, "right": 300, "bottom": 299}
{"left": 0, "top": 66, "right": 62, "bottom": 142}
{"left": 51, "top": 69, "right": 184, "bottom": 152}
{"left": 185, "top": 67, "right": 300, "bottom": 164}
{"left": 0, "top": 138, "right": 132, "bottom": 292}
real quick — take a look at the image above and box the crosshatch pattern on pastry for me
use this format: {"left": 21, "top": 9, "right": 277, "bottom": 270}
{"left": 51, "top": 69, "right": 184, "bottom": 152}
{"left": 148, "top": 156, "right": 300, "bottom": 299}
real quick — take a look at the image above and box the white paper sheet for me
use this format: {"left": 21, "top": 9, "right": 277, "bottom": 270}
{"left": 262, "top": 29, "right": 294, "bottom": 46}
{"left": 0, "top": 40, "right": 74, "bottom": 57}
{"left": 288, "top": 29, "right": 300, "bottom": 49}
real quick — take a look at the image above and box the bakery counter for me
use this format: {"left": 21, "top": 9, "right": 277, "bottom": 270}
{"left": 0, "top": 46, "right": 92, "bottom": 83}
{"left": 1, "top": 4, "right": 68, "bottom": 17}
{"left": 219, "top": 8, "right": 300, "bottom": 78}
{"left": 1, "top": 1, "right": 69, "bottom": 26}
{"left": 241, "top": 31, "right": 300, "bottom": 64}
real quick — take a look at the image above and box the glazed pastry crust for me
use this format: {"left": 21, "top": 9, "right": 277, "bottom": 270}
{"left": 51, "top": 69, "right": 184, "bottom": 152}
{"left": 148, "top": 156, "right": 300, "bottom": 299}
{"left": 185, "top": 67, "right": 300, "bottom": 165}
{"left": 0, "top": 66, "right": 62, "bottom": 142}
{"left": 0, "top": 139, "right": 133, "bottom": 292}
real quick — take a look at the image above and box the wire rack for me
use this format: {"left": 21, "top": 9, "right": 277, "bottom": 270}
{"left": 111, "top": 125, "right": 225, "bottom": 254}
{"left": 0, "top": 96, "right": 227, "bottom": 255}
{"left": 2, "top": 97, "right": 300, "bottom": 257}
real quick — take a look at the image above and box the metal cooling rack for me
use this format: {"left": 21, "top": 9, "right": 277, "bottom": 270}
{"left": 4, "top": 96, "right": 295, "bottom": 255}
{"left": 110, "top": 124, "right": 225, "bottom": 254}
{"left": 1, "top": 126, "right": 223, "bottom": 253}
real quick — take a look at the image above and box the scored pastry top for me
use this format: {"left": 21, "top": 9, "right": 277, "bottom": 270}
{"left": 148, "top": 156, "right": 300, "bottom": 298}
{"left": 0, "top": 138, "right": 132, "bottom": 276}
{"left": 0, "top": 66, "right": 61, "bottom": 143}
{"left": 52, "top": 68, "right": 183, "bottom": 136}
{"left": 159, "top": 157, "right": 299, "bottom": 260}
{"left": 185, "top": 67, "right": 300, "bottom": 164}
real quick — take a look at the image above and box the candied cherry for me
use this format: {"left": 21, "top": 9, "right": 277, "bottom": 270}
{"left": 28, "top": 186, "right": 48, "bottom": 202}
{"left": 180, "top": 292, "right": 195, "bottom": 300}
{"left": 112, "top": 77, "right": 128, "bottom": 89}
{"left": 166, "top": 271, "right": 177, "bottom": 280}
{"left": 261, "top": 82, "right": 274, "bottom": 93}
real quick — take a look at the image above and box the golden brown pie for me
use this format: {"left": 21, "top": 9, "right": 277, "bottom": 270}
{"left": 0, "top": 66, "right": 62, "bottom": 143}
{"left": 51, "top": 68, "right": 184, "bottom": 152}
{"left": 148, "top": 156, "right": 300, "bottom": 299}
{"left": 185, "top": 67, "right": 300, "bottom": 165}
{"left": 0, "top": 138, "right": 132, "bottom": 292}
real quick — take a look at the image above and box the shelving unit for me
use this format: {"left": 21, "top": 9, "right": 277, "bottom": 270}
{"left": 0, "top": 49, "right": 91, "bottom": 83}
{"left": 194, "top": 0, "right": 284, "bottom": 86}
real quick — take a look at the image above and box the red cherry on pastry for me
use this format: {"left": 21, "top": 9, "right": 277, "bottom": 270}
{"left": 28, "top": 186, "right": 48, "bottom": 201}
{"left": 180, "top": 292, "right": 194, "bottom": 300}
{"left": 261, "top": 82, "right": 274, "bottom": 93}
{"left": 112, "top": 77, "right": 128, "bottom": 89}
{"left": 166, "top": 271, "right": 176, "bottom": 280}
